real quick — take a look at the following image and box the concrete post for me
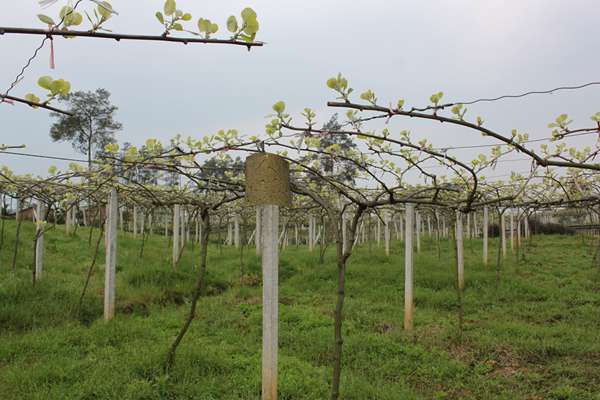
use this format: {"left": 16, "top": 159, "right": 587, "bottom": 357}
{"left": 404, "top": 204, "right": 414, "bottom": 331}
{"left": 104, "top": 188, "right": 118, "bottom": 321}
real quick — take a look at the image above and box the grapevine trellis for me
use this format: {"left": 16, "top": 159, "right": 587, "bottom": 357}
{"left": 1, "top": 2, "right": 600, "bottom": 400}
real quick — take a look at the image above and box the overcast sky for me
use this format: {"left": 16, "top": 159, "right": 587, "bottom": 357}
{"left": 1, "top": 0, "right": 599, "bottom": 179}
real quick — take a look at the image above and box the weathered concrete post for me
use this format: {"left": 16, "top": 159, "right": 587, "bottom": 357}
{"left": 172, "top": 204, "right": 181, "bottom": 269}
{"left": 104, "top": 188, "right": 118, "bottom": 321}
{"left": 376, "top": 216, "right": 381, "bottom": 247}
{"left": 256, "top": 208, "right": 262, "bottom": 255}
{"left": 384, "top": 210, "right": 390, "bottom": 257}
{"left": 119, "top": 207, "right": 124, "bottom": 232}
{"left": 415, "top": 210, "right": 421, "bottom": 254}
{"left": 483, "top": 207, "right": 489, "bottom": 265}
{"left": 133, "top": 205, "right": 138, "bottom": 238}
{"left": 466, "top": 213, "right": 471, "bottom": 240}
{"left": 234, "top": 214, "right": 240, "bottom": 248}
{"left": 510, "top": 212, "right": 514, "bottom": 252}
{"left": 501, "top": 212, "right": 506, "bottom": 258}
{"left": 245, "top": 153, "right": 291, "bottom": 400}
{"left": 399, "top": 213, "right": 404, "bottom": 242}
{"left": 427, "top": 215, "right": 432, "bottom": 237}
{"left": 34, "top": 200, "right": 45, "bottom": 282}
{"left": 294, "top": 223, "right": 299, "bottom": 247}
{"left": 342, "top": 214, "right": 348, "bottom": 255}
{"left": 404, "top": 203, "right": 415, "bottom": 331}
{"left": 456, "top": 211, "right": 464, "bottom": 291}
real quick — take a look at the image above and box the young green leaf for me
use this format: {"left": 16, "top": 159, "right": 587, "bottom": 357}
{"left": 272, "top": 101, "right": 286, "bottom": 114}
{"left": 37, "top": 14, "right": 55, "bottom": 26}
{"left": 244, "top": 18, "right": 259, "bottom": 35}
{"left": 227, "top": 15, "right": 238, "bottom": 32}
{"left": 164, "top": 0, "right": 176, "bottom": 16}
{"left": 97, "top": 1, "right": 113, "bottom": 19}
{"left": 37, "top": 76, "right": 53, "bottom": 90}
{"left": 241, "top": 7, "right": 257, "bottom": 23}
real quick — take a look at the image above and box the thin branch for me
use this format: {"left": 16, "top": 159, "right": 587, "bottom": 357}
{"left": 0, "top": 27, "right": 264, "bottom": 48}
{"left": 1, "top": 94, "right": 73, "bottom": 115}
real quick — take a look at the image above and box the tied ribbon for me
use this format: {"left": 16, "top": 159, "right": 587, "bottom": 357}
{"left": 49, "top": 38, "right": 55, "bottom": 69}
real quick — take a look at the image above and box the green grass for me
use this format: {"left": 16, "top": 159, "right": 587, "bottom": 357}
{"left": 1, "top": 219, "right": 599, "bottom": 399}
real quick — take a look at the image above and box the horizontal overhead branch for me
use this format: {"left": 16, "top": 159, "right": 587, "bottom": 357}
{"left": 0, "top": 27, "right": 264, "bottom": 48}
{"left": 327, "top": 100, "right": 600, "bottom": 172}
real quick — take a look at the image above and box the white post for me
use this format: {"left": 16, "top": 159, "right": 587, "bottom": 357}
{"left": 362, "top": 217, "right": 366, "bottom": 243}
{"left": 376, "top": 217, "right": 381, "bottom": 247}
{"left": 308, "top": 216, "right": 314, "bottom": 252}
{"left": 104, "top": 188, "right": 118, "bottom": 321}
{"left": 456, "top": 211, "right": 464, "bottom": 291}
{"left": 234, "top": 214, "right": 240, "bottom": 248}
{"left": 260, "top": 204, "right": 279, "bottom": 400}
{"left": 399, "top": 213, "right": 404, "bottom": 242}
{"left": 510, "top": 212, "right": 514, "bottom": 252}
{"left": 415, "top": 210, "right": 421, "bottom": 254}
{"left": 404, "top": 204, "right": 414, "bottom": 331}
{"left": 256, "top": 208, "right": 262, "bottom": 255}
{"left": 133, "top": 205, "right": 138, "bottom": 238}
{"left": 173, "top": 204, "right": 180, "bottom": 268}
{"left": 65, "top": 207, "right": 72, "bottom": 234}
{"left": 227, "top": 218, "right": 233, "bottom": 246}
{"left": 501, "top": 212, "right": 506, "bottom": 258}
{"left": 384, "top": 210, "right": 390, "bottom": 257}
{"left": 427, "top": 215, "right": 432, "bottom": 237}
{"left": 517, "top": 217, "right": 522, "bottom": 247}
{"left": 342, "top": 215, "right": 347, "bottom": 254}
{"left": 295, "top": 223, "right": 299, "bottom": 247}
{"left": 164, "top": 210, "right": 168, "bottom": 237}
{"left": 35, "top": 200, "right": 45, "bottom": 282}
{"left": 483, "top": 207, "right": 489, "bottom": 265}
{"left": 119, "top": 207, "right": 124, "bottom": 232}
{"left": 466, "top": 213, "right": 471, "bottom": 239}
{"left": 179, "top": 207, "right": 185, "bottom": 251}
{"left": 442, "top": 216, "right": 447, "bottom": 239}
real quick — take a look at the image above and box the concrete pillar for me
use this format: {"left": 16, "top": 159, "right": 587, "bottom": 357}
{"left": 234, "top": 214, "right": 240, "bottom": 248}
{"left": 256, "top": 208, "right": 262, "bottom": 255}
{"left": 104, "top": 188, "right": 118, "bottom": 321}
{"left": 384, "top": 210, "right": 390, "bottom": 257}
{"left": 501, "top": 212, "right": 506, "bottom": 258}
{"left": 404, "top": 204, "right": 414, "bottom": 331}
{"left": 483, "top": 207, "right": 489, "bottom": 265}
{"left": 34, "top": 201, "right": 45, "bottom": 282}
{"left": 259, "top": 204, "right": 279, "bottom": 400}
{"left": 415, "top": 211, "right": 421, "bottom": 254}
{"left": 173, "top": 204, "right": 180, "bottom": 268}
{"left": 456, "top": 211, "right": 464, "bottom": 291}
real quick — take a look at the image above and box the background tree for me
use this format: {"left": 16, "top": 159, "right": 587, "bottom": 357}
{"left": 303, "top": 114, "right": 358, "bottom": 186}
{"left": 49, "top": 89, "right": 122, "bottom": 169}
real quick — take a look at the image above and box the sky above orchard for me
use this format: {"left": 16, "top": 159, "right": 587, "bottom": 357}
{"left": 1, "top": 0, "right": 600, "bottom": 180}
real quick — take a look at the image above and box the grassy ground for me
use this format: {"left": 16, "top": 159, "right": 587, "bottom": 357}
{"left": 0, "top": 219, "right": 599, "bottom": 399}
